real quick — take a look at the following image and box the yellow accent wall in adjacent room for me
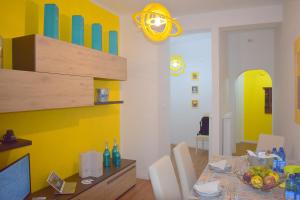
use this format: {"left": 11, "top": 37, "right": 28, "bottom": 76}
{"left": 244, "top": 70, "right": 272, "bottom": 142}
{"left": 0, "top": 0, "right": 120, "bottom": 192}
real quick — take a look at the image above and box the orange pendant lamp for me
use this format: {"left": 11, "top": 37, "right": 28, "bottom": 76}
{"left": 133, "top": 3, "right": 182, "bottom": 42}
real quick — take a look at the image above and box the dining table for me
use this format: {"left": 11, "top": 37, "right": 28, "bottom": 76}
{"left": 189, "top": 155, "right": 289, "bottom": 200}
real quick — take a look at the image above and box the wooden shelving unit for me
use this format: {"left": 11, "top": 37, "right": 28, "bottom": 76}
{"left": 95, "top": 101, "right": 124, "bottom": 105}
{"left": 0, "top": 34, "right": 127, "bottom": 113}
{"left": 12, "top": 34, "right": 127, "bottom": 81}
{"left": 0, "top": 69, "right": 94, "bottom": 113}
{"left": 0, "top": 139, "right": 32, "bottom": 152}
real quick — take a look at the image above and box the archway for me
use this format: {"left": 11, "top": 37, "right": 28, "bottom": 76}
{"left": 233, "top": 69, "right": 272, "bottom": 154}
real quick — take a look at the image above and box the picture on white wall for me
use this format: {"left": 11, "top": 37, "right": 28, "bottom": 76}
{"left": 192, "top": 100, "right": 199, "bottom": 108}
{"left": 191, "top": 72, "right": 199, "bottom": 80}
{"left": 192, "top": 86, "right": 199, "bottom": 94}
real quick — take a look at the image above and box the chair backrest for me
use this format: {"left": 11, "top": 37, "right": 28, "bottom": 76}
{"left": 198, "top": 116, "right": 209, "bottom": 135}
{"left": 173, "top": 142, "right": 197, "bottom": 200}
{"left": 149, "top": 156, "right": 181, "bottom": 200}
{"left": 256, "top": 134, "right": 285, "bottom": 152}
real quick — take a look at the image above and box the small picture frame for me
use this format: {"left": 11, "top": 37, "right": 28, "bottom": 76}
{"left": 192, "top": 86, "right": 198, "bottom": 94}
{"left": 191, "top": 72, "right": 199, "bottom": 80}
{"left": 192, "top": 100, "right": 199, "bottom": 108}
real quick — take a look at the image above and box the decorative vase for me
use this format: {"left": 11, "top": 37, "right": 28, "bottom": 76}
{"left": 92, "top": 23, "right": 102, "bottom": 51}
{"left": 109, "top": 31, "right": 118, "bottom": 55}
{"left": 72, "top": 15, "right": 84, "bottom": 46}
{"left": 44, "top": 4, "right": 59, "bottom": 39}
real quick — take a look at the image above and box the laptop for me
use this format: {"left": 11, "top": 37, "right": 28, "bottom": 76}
{"left": 47, "top": 171, "right": 77, "bottom": 194}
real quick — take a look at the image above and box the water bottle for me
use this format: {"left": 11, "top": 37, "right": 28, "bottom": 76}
{"left": 112, "top": 139, "right": 118, "bottom": 164}
{"left": 286, "top": 174, "right": 296, "bottom": 200}
{"left": 278, "top": 147, "right": 286, "bottom": 174}
{"left": 103, "top": 142, "right": 111, "bottom": 168}
{"left": 272, "top": 147, "right": 278, "bottom": 172}
{"left": 296, "top": 181, "right": 300, "bottom": 200}
{"left": 296, "top": 173, "right": 300, "bottom": 200}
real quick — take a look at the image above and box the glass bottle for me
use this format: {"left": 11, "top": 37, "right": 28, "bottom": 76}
{"left": 286, "top": 174, "right": 296, "bottom": 200}
{"left": 103, "top": 142, "right": 111, "bottom": 168}
{"left": 112, "top": 139, "right": 118, "bottom": 164}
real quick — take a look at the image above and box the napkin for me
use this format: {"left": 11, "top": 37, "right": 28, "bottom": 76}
{"left": 208, "top": 160, "right": 228, "bottom": 171}
{"left": 193, "top": 180, "right": 220, "bottom": 195}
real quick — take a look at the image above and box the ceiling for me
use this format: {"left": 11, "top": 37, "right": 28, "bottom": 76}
{"left": 92, "top": 0, "right": 282, "bottom": 17}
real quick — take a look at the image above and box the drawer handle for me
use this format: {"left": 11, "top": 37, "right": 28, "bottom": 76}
{"left": 107, "top": 166, "right": 136, "bottom": 184}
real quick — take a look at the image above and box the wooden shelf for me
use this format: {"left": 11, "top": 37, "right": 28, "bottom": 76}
{"left": 95, "top": 101, "right": 124, "bottom": 105}
{"left": 0, "top": 139, "right": 32, "bottom": 152}
{"left": 0, "top": 69, "right": 94, "bottom": 113}
{"left": 12, "top": 35, "right": 127, "bottom": 81}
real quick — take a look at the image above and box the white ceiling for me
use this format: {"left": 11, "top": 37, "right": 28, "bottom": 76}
{"left": 92, "top": 0, "right": 282, "bottom": 17}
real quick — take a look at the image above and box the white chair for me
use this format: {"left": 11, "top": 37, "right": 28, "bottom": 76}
{"left": 256, "top": 134, "right": 285, "bottom": 152}
{"left": 173, "top": 142, "right": 197, "bottom": 200}
{"left": 149, "top": 156, "right": 181, "bottom": 200}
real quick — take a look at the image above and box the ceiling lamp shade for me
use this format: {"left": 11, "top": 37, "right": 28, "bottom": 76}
{"left": 170, "top": 55, "right": 186, "bottom": 76}
{"left": 133, "top": 3, "right": 182, "bottom": 42}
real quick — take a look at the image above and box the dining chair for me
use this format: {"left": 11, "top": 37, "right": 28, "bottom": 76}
{"left": 149, "top": 155, "right": 182, "bottom": 200}
{"left": 256, "top": 134, "right": 285, "bottom": 152}
{"left": 173, "top": 142, "right": 197, "bottom": 200}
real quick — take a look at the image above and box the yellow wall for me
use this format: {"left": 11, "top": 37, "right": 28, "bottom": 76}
{"left": 0, "top": 0, "right": 120, "bottom": 192}
{"left": 244, "top": 70, "right": 272, "bottom": 142}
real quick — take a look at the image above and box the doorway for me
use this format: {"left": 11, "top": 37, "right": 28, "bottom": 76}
{"left": 234, "top": 69, "right": 272, "bottom": 154}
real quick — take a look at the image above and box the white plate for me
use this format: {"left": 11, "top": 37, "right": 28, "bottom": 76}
{"left": 197, "top": 190, "right": 222, "bottom": 197}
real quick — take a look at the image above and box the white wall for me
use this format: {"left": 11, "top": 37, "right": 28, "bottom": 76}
{"left": 169, "top": 32, "right": 212, "bottom": 149}
{"left": 119, "top": 5, "right": 282, "bottom": 179}
{"left": 274, "top": 0, "right": 300, "bottom": 161}
{"left": 235, "top": 74, "right": 244, "bottom": 143}
{"left": 224, "top": 28, "right": 275, "bottom": 148}
{"left": 120, "top": 15, "right": 170, "bottom": 179}
{"left": 179, "top": 5, "right": 282, "bottom": 156}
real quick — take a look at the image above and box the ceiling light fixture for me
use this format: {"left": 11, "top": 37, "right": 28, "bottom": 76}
{"left": 133, "top": 3, "right": 182, "bottom": 42}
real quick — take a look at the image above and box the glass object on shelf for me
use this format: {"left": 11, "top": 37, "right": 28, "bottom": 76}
{"left": 92, "top": 23, "right": 102, "bottom": 51}
{"left": 96, "top": 88, "right": 109, "bottom": 102}
{"left": 72, "top": 15, "right": 84, "bottom": 46}
{"left": 44, "top": 4, "right": 59, "bottom": 39}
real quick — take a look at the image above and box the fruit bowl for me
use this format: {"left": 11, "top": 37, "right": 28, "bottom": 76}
{"left": 236, "top": 166, "right": 284, "bottom": 191}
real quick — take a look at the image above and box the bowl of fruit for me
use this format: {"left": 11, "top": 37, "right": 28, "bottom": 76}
{"left": 239, "top": 166, "right": 283, "bottom": 191}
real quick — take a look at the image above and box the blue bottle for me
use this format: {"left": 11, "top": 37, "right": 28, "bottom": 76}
{"left": 296, "top": 181, "right": 300, "bottom": 200}
{"left": 278, "top": 147, "right": 286, "bottom": 174}
{"left": 109, "top": 31, "right": 118, "bottom": 55}
{"left": 114, "top": 150, "right": 121, "bottom": 167}
{"left": 112, "top": 139, "right": 118, "bottom": 164}
{"left": 44, "top": 4, "right": 59, "bottom": 39}
{"left": 272, "top": 147, "right": 278, "bottom": 172}
{"left": 103, "top": 143, "right": 111, "bottom": 168}
{"left": 92, "top": 23, "right": 102, "bottom": 51}
{"left": 286, "top": 174, "right": 296, "bottom": 200}
{"left": 72, "top": 15, "right": 84, "bottom": 46}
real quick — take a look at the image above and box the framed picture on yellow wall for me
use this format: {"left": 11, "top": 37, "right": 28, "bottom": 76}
{"left": 295, "top": 37, "right": 300, "bottom": 124}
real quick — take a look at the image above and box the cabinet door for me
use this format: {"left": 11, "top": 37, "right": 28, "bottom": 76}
{"left": 105, "top": 165, "right": 136, "bottom": 200}
{"left": 72, "top": 182, "right": 106, "bottom": 200}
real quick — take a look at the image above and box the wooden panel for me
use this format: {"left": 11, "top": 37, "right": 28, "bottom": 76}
{"left": 0, "top": 69, "right": 93, "bottom": 113}
{"left": 72, "top": 182, "right": 106, "bottom": 200}
{"left": 12, "top": 35, "right": 127, "bottom": 80}
{"left": 106, "top": 164, "right": 136, "bottom": 200}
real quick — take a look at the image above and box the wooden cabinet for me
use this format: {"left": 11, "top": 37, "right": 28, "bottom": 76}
{"left": 72, "top": 164, "right": 136, "bottom": 200}
{"left": 0, "top": 69, "right": 94, "bottom": 113}
{"left": 106, "top": 165, "right": 136, "bottom": 200}
{"left": 73, "top": 182, "right": 106, "bottom": 200}
{"left": 12, "top": 35, "right": 127, "bottom": 81}
{"left": 28, "top": 159, "right": 136, "bottom": 200}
